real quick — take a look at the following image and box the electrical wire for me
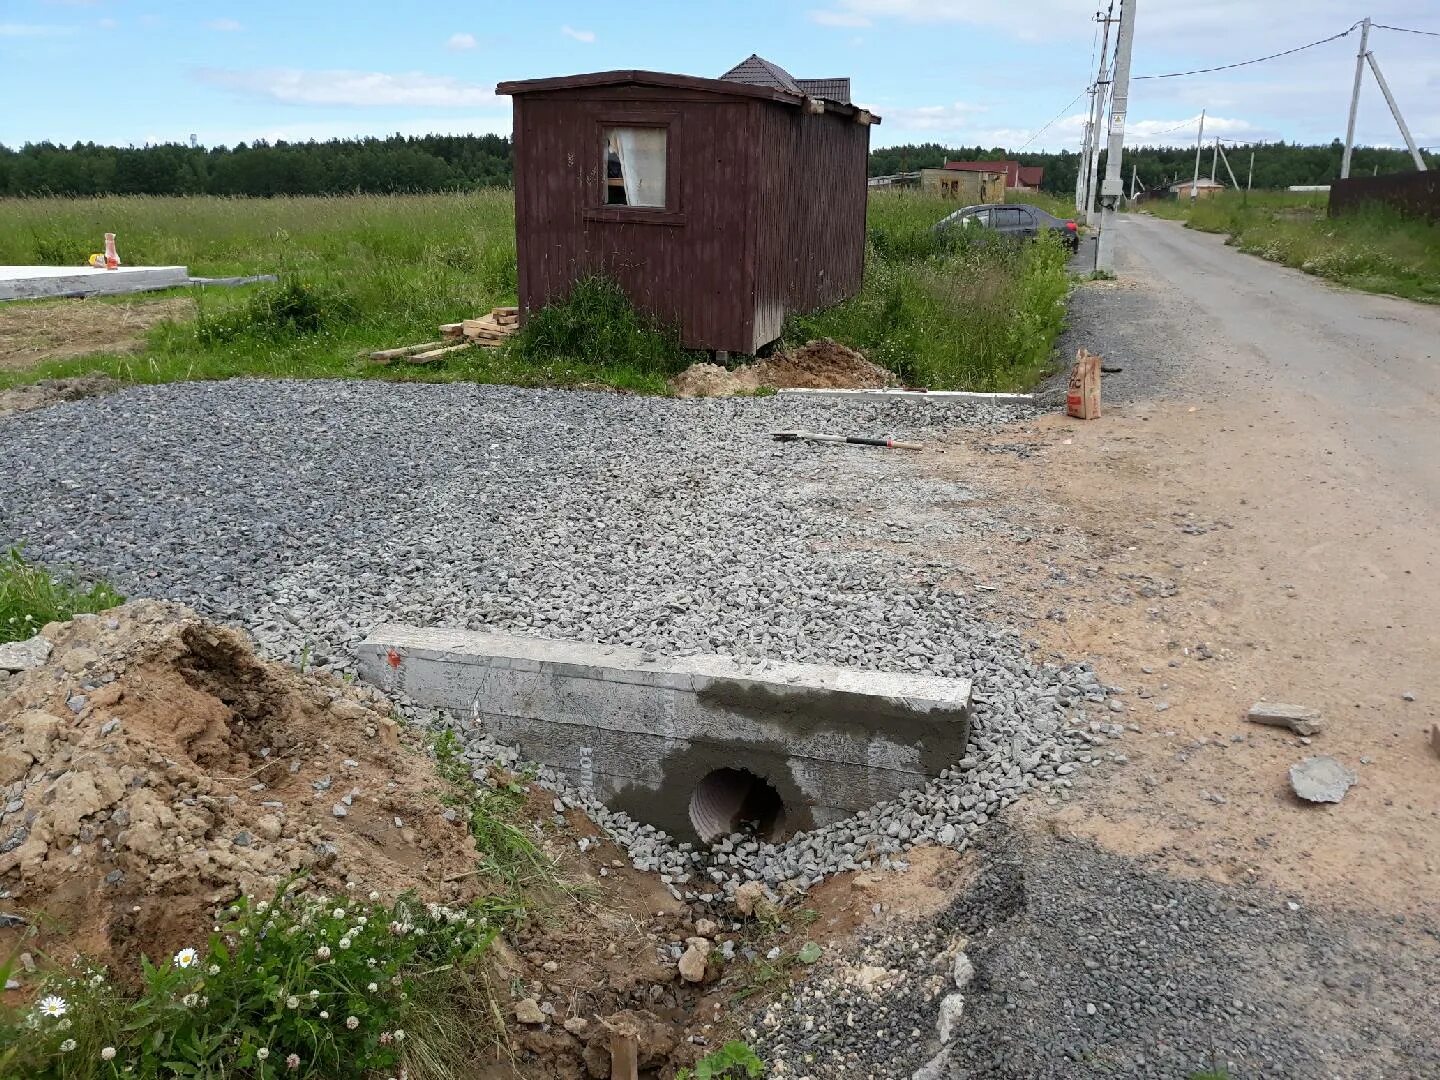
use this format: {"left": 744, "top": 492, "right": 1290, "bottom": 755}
{"left": 1134, "top": 22, "right": 1360, "bottom": 79}
{"left": 1372, "top": 22, "right": 1440, "bottom": 37}
{"left": 1015, "top": 88, "right": 1090, "bottom": 151}
{"left": 1133, "top": 115, "right": 1203, "bottom": 138}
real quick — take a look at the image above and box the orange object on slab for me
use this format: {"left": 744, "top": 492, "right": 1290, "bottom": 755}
{"left": 1066, "top": 348, "right": 1102, "bottom": 420}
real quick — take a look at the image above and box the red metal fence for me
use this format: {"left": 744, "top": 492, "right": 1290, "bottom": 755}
{"left": 1329, "top": 171, "right": 1440, "bottom": 223}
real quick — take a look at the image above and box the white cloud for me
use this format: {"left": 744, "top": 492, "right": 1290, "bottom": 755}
{"left": 206, "top": 18, "right": 242, "bottom": 32}
{"left": 446, "top": 32, "right": 477, "bottom": 51}
{"left": 195, "top": 68, "right": 499, "bottom": 108}
{"left": 98, "top": 17, "right": 118, "bottom": 29}
{"left": 0, "top": 23, "right": 71, "bottom": 36}
{"left": 560, "top": 25, "right": 596, "bottom": 43}
{"left": 866, "top": 100, "right": 987, "bottom": 132}
{"left": 808, "top": 9, "right": 871, "bottom": 27}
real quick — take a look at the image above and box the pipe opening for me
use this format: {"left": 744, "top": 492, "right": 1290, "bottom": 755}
{"left": 688, "top": 767, "right": 787, "bottom": 844}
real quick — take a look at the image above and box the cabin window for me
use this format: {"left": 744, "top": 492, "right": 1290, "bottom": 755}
{"left": 603, "top": 127, "right": 667, "bottom": 208}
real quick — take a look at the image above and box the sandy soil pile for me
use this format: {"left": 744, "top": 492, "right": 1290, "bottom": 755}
{"left": 668, "top": 338, "right": 899, "bottom": 398}
{"left": 0, "top": 601, "right": 482, "bottom": 973}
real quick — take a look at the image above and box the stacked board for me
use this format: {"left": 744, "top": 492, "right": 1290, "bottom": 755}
{"left": 370, "top": 306, "right": 520, "bottom": 364}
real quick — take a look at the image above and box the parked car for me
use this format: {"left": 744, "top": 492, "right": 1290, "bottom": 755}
{"left": 934, "top": 203, "right": 1080, "bottom": 251}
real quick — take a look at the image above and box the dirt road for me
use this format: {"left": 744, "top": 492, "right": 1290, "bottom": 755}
{"left": 960, "top": 214, "right": 1440, "bottom": 918}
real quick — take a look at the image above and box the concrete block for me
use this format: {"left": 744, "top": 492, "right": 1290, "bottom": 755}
{"left": 0, "top": 265, "right": 190, "bottom": 302}
{"left": 775, "top": 387, "right": 1038, "bottom": 405}
{"left": 357, "top": 626, "right": 972, "bottom": 843}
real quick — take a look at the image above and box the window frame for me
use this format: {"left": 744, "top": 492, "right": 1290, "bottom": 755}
{"left": 584, "top": 112, "right": 685, "bottom": 226}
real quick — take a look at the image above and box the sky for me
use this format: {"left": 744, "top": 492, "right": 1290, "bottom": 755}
{"left": 2, "top": 1, "right": 1438, "bottom": 155}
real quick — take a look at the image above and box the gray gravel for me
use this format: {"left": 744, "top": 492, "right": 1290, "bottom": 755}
{"left": 751, "top": 826, "right": 1440, "bottom": 1079}
{"left": 0, "top": 379, "right": 1113, "bottom": 892}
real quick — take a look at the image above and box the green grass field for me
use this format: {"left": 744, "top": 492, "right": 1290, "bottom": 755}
{"left": 0, "top": 190, "right": 1069, "bottom": 393}
{"left": 1139, "top": 189, "right": 1440, "bottom": 303}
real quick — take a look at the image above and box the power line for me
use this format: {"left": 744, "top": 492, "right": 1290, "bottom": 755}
{"left": 1016, "top": 88, "right": 1089, "bottom": 151}
{"left": 1135, "top": 22, "right": 1360, "bottom": 79}
{"left": 1372, "top": 22, "right": 1440, "bottom": 38}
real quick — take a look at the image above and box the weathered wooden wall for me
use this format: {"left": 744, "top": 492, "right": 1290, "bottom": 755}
{"left": 510, "top": 80, "right": 871, "bottom": 355}
{"left": 1329, "top": 171, "right": 1440, "bottom": 223}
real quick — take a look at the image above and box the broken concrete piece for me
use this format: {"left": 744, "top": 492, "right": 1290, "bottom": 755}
{"left": 0, "top": 635, "right": 51, "bottom": 673}
{"left": 514, "top": 998, "right": 546, "bottom": 1025}
{"left": 1289, "top": 756, "right": 1356, "bottom": 804}
{"left": 1248, "top": 702, "right": 1323, "bottom": 737}
{"left": 936, "top": 992, "right": 966, "bottom": 1043}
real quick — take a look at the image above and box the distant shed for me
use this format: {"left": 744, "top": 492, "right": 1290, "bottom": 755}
{"left": 497, "top": 57, "right": 879, "bottom": 355}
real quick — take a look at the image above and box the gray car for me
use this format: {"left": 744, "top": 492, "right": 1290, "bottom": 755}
{"left": 935, "top": 203, "right": 1080, "bottom": 251}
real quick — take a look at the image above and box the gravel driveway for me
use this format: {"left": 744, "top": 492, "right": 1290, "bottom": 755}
{"left": 5, "top": 355, "right": 1437, "bottom": 1075}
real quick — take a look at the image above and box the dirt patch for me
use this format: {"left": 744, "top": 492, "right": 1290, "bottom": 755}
{"left": 0, "top": 375, "right": 124, "bottom": 418}
{"left": 668, "top": 338, "right": 898, "bottom": 398}
{"left": 925, "top": 400, "right": 1440, "bottom": 919}
{"left": 0, "top": 601, "right": 487, "bottom": 980}
{"left": 0, "top": 296, "right": 193, "bottom": 372}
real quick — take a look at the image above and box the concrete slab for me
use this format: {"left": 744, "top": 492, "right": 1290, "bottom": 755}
{"left": 0, "top": 265, "right": 190, "bottom": 301}
{"left": 776, "top": 387, "right": 1038, "bottom": 404}
{"left": 357, "top": 626, "right": 972, "bottom": 843}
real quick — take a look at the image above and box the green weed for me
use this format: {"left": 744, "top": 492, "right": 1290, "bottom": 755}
{"left": 0, "top": 888, "right": 498, "bottom": 1079}
{"left": 507, "top": 276, "right": 697, "bottom": 386}
{"left": 678, "top": 1040, "right": 765, "bottom": 1079}
{"left": 0, "top": 547, "right": 123, "bottom": 644}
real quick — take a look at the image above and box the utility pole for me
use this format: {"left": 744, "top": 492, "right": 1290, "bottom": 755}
{"left": 1190, "top": 109, "right": 1206, "bottom": 200}
{"left": 1341, "top": 17, "right": 1371, "bottom": 179}
{"left": 1216, "top": 141, "right": 1241, "bottom": 190}
{"left": 1095, "top": 0, "right": 1135, "bottom": 273}
{"left": 1130, "top": 162, "right": 1138, "bottom": 199}
{"left": 1246, "top": 149, "right": 1254, "bottom": 205}
{"left": 1081, "top": 3, "right": 1116, "bottom": 225}
{"left": 1210, "top": 138, "right": 1218, "bottom": 183}
{"left": 1364, "top": 50, "right": 1428, "bottom": 171}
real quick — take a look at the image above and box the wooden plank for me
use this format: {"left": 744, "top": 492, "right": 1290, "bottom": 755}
{"left": 406, "top": 343, "right": 474, "bottom": 363}
{"left": 492, "top": 305, "right": 519, "bottom": 316}
{"left": 609, "top": 1028, "right": 639, "bottom": 1080}
{"left": 1247, "top": 702, "right": 1322, "bottom": 736}
{"left": 368, "top": 341, "right": 445, "bottom": 364}
{"left": 439, "top": 322, "right": 466, "bottom": 338}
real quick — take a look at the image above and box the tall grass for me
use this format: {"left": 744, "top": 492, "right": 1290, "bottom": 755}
{"left": 0, "top": 190, "right": 1070, "bottom": 393}
{"left": 1140, "top": 190, "right": 1440, "bottom": 302}
{"left": 786, "top": 191, "right": 1070, "bottom": 390}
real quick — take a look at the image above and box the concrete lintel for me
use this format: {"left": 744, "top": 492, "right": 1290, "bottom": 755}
{"left": 775, "top": 388, "right": 1038, "bottom": 405}
{"left": 357, "top": 625, "right": 972, "bottom": 841}
{"left": 0, "top": 265, "right": 190, "bottom": 302}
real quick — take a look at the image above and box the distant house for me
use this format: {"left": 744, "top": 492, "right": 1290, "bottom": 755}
{"left": 498, "top": 56, "right": 878, "bottom": 356}
{"left": 920, "top": 167, "right": 1005, "bottom": 203}
{"left": 945, "top": 160, "right": 1045, "bottom": 192}
{"left": 1168, "top": 177, "right": 1225, "bottom": 198}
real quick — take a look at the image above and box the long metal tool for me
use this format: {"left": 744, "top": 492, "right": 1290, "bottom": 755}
{"left": 772, "top": 430, "right": 924, "bottom": 451}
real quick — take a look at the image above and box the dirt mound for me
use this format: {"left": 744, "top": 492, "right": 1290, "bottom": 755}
{"left": 0, "top": 601, "right": 481, "bottom": 975}
{"left": 0, "top": 375, "right": 123, "bottom": 419}
{"left": 0, "top": 296, "right": 193, "bottom": 374}
{"left": 668, "top": 338, "right": 898, "bottom": 397}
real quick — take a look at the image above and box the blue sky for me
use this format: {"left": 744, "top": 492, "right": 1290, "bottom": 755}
{"left": 3, "top": 1, "right": 1437, "bottom": 153}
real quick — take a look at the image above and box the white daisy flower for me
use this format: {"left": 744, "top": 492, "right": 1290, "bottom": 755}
{"left": 182, "top": 993, "right": 199, "bottom": 1008}
{"left": 60, "top": 1039, "right": 77, "bottom": 1052}
{"left": 37, "top": 996, "right": 67, "bottom": 1019}
{"left": 101, "top": 1047, "right": 116, "bottom": 1061}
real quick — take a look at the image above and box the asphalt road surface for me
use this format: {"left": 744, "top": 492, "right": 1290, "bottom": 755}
{"left": 1093, "top": 213, "right": 1440, "bottom": 507}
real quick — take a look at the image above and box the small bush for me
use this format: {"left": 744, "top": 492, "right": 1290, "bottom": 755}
{"left": 196, "top": 277, "right": 359, "bottom": 344}
{"left": 508, "top": 276, "right": 693, "bottom": 376}
{"left": 0, "top": 547, "right": 123, "bottom": 644}
{"left": 0, "top": 888, "right": 497, "bottom": 1079}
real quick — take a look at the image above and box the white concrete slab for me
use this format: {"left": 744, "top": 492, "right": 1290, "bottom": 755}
{"left": 0, "top": 265, "right": 190, "bottom": 301}
{"left": 776, "top": 387, "right": 1038, "bottom": 404}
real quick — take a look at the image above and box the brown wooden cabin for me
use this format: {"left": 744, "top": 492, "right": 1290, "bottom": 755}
{"left": 497, "top": 57, "right": 879, "bottom": 356}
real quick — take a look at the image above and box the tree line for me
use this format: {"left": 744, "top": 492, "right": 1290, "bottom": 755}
{"left": 2, "top": 133, "right": 1433, "bottom": 198}
{"left": 868, "top": 141, "right": 1438, "bottom": 196}
{"left": 0, "top": 135, "right": 513, "bottom": 197}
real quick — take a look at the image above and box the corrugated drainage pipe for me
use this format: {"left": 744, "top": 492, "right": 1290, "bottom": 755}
{"left": 688, "top": 767, "right": 787, "bottom": 844}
